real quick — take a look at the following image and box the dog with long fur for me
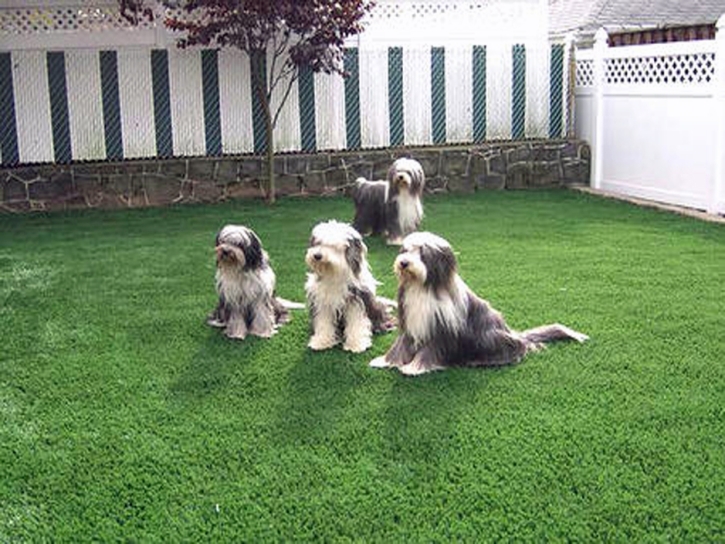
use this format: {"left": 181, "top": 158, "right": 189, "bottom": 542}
{"left": 305, "top": 220, "right": 395, "bottom": 353}
{"left": 207, "top": 225, "right": 303, "bottom": 340}
{"left": 370, "top": 232, "right": 588, "bottom": 375}
{"left": 352, "top": 157, "right": 425, "bottom": 245}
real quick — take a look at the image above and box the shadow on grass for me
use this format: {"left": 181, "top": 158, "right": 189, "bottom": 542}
{"left": 168, "top": 327, "right": 274, "bottom": 403}
{"left": 269, "top": 346, "right": 368, "bottom": 446}
{"left": 269, "top": 329, "right": 500, "bottom": 466}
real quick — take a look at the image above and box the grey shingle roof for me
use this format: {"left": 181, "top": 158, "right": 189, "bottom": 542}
{"left": 550, "top": 0, "right": 725, "bottom": 37}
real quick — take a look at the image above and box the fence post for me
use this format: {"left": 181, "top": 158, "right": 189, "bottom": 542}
{"left": 590, "top": 28, "right": 608, "bottom": 190}
{"left": 710, "top": 14, "right": 725, "bottom": 215}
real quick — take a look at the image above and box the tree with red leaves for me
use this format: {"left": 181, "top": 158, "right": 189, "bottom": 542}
{"left": 120, "top": 0, "right": 375, "bottom": 203}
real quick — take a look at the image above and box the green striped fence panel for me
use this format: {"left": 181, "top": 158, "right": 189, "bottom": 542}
{"left": 388, "top": 47, "right": 404, "bottom": 146}
{"left": 431, "top": 47, "right": 446, "bottom": 145}
{"left": 100, "top": 50, "right": 123, "bottom": 160}
{"left": 151, "top": 49, "right": 173, "bottom": 157}
{"left": 472, "top": 45, "right": 487, "bottom": 143}
{"left": 47, "top": 51, "right": 72, "bottom": 163}
{"left": 344, "top": 48, "right": 361, "bottom": 150}
{"left": 512, "top": 44, "right": 526, "bottom": 140}
{"left": 0, "top": 53, "right": 19, "bottom": 165}
{"left": 298, "top": 64, "right": 317, "bottom": 152}
{"left": 549, "top": 43, "right": 565, "bottom": 138}
{"left": 202, "top": 49, "right": 222, "bottom": 156}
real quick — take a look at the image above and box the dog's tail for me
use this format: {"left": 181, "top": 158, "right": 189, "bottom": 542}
{"left": 276, "top": 297, "right": 306, "bottom": 310}
{"left": 520, "top": 323, "right": 589, "bottom": 345}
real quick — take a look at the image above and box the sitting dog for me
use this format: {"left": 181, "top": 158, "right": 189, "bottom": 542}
{"left": 352, "top": 157, "right": 425, "bottom": 245}
{"left": 305, "top": 220, "right": 395, "bottom": 353}
{"left": 207, "top": 225, "right": 303, "bottom": 340}
{"left": 370, "top": 232, "right": 588, "bottom": 375}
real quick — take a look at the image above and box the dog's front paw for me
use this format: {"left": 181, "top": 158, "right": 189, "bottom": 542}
{"left": 207, "top": 316, "right": 226, "bottom": 328}
{"left": 386, "top": 237, "right": 403, "bottom": 246}
{"left": 398, "top": 359, "right": 445, "bottom": 376}
{"left": 308, "top": 334, "right": 338, "bottom": 351}
{"left": 225, "top": 329, "right": 247, "bottom": 340}
{"left": 343, "top": 337, "right": 372, "bottom": 353}
{"left": 250, "top": 327, "right": 277, "bottom": 339}
{"left": 225, "top": 320, "right": 248, "bottom": 340}
{"left": 368, "top": 356, "right": 390, "bottom": 369}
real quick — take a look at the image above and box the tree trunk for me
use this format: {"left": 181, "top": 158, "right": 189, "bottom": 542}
{"left": 251, "top": 49, "right": 276, "bottom": 204}
{"left": 264, "top": 107, "right": 276, "bottom": 204}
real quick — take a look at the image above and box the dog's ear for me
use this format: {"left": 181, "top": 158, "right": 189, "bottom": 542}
{"left": 243, "top": 231, "right": 264, "bottom": 270}
{"left": 345, "top": 237, "right": 364, "bottom": 277}
{"left": 410, "top": 163, "right": 425, "bottom": 194}
{"left": 386, "top": 161, "right": 398, "bottom": 184}
{"left": 422, "top": 243, "right": 456, "bottom": 288}
{"left": 215, "top": 230, "right": 222, "bottom": 247}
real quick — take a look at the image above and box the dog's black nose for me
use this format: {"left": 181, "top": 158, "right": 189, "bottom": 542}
{"left": 313, "top": 253, "right": 322, "bottom": 261}
{"left": 399, "top": 259, "right": 409, "bottom": 269}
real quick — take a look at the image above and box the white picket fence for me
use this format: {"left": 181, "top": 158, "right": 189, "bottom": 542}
{"left": 0, "top": 0, "right": 570, "bottom": 167}
{"left": 575, "top": 19, "right": 725, "bottom": 215}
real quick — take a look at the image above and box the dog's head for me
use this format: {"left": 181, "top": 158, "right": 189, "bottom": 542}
{"left": 394, "top": 231, "right": 457, "bottom": 289}
{"left": 387, "top": 157, "right": 425, "bottom": 196}
{"left": 215, "top": 225, "right": 265, "bottom": 271}
{"left": 306, "top": 220, "right": 368, "bottom": 278}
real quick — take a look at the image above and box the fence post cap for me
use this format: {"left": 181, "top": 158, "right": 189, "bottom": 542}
{"left": 717, "top": 13, "right": 725, "bottom": 29}
{"left": 594, "top": 27, "right": 608, "bottom": 42}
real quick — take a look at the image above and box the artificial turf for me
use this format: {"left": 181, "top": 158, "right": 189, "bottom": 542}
{"left": 1, "top": 189, "right": 723, "bottom": 542}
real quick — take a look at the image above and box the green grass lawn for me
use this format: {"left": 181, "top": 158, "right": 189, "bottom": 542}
{"left": 1, "top": 189, "right": 723, "bottom": 542}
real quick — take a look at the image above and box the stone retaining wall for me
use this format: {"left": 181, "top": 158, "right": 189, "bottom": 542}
{"left": 0, "top": 139, "right": 590, "bottom": 212}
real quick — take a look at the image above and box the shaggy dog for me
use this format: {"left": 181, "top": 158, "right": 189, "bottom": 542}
{"left": 352, "top": 157, "right": 425, "bottom": 245}
{"left": 305, "top": 220, "right": 395, "bottom": 353}
{"left": 207, "top": 225, "right": 303, "bottom": 340}
{"left": 370, "top": 232, "right": 588, "bottom": 375}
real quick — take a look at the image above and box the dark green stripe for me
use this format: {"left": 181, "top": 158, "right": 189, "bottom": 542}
{"left": 549, "top": 43, "right": 564, "bottom": 138}
{"left": 431, "top": 47, "right": 446, "bottom": 145}
{"left": 250, "top": 50, "right": 267, "bottom": 154}
{"left": 344, "top": 48, "right": 360, "bottom": 149}
{"left": 0, "top": 53, "right": 19, "bottom": 166}
{"left": 388, "top": 47, "right": 404, "bottom": 146}
{"left": 47, "top": 52, "right": 71, "bottom": 163}
{"left": 472, "top": 45, "right": 486, "bottom": 143}
{"left": 202, "top": 49, "right": 222, "bottom": 156}
{"left": 512, "top": 44, "right": 526, "bottom": 140}
{"left": 100, "top": 50, "right": 123, "bottom": 161}
{"left": 151, "top": 49, "right": 173, "bottom": 157}
{"left": 298, "top": 64, "right": 316, "bottom": 152}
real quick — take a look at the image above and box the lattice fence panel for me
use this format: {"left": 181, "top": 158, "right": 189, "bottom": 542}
{"left": 0, "top": 6, "right": 151, "bottom": 34}
{"left": 369, "top": 1, "right": 490, "bottom": 20}
{"left": 606, "top": 53, "right": 715, "bottom": 84}
{"left": 575, "top": 59, "right": 594, "bottom": 87}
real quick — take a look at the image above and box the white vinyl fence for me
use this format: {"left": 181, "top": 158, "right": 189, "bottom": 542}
{"left": 575, "top": 19, "right": 725, "bottom": 215}
{"left": 0, "top": 0, "right": 570, "bottom": 167}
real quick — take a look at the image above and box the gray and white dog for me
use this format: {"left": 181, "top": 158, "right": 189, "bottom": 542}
{"left": 352, "top": 157, "right": 425, "bottom": 245}
{"left": 370, "top": 232, "right": 588, "bottom": 376}
{"left": 207, "top": 225, "right": 303, "bottom": 340}
{"left": 305, "top": 220, "right": 395, "bottom": 353}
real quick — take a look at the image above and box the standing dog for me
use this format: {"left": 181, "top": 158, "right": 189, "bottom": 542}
{"left": 207, "top": 225, "right": 303, "bottom": 340}
{"left": 352, "top": 157, "right": 425, "bottom": 245}
{"left": 305, "top": 220, "right": 395, "bottom": 353}
{"left": 370, "top": 232, "right": 588, "bottom": 375}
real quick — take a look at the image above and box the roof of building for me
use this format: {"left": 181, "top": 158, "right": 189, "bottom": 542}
{"left": 549, "top": 0, "right": 725, "bottom": 38}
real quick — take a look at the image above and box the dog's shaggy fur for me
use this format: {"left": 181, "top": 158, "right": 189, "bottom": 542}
{"left": 370, "top": 232, "right": 588, "bottom": 375}
{"left": 352, "top": 157, "right": 425, "bottom": 245}
{"left": 305, "top": 220, "right": 395, "bottom": 353}
{"left": 207, "top": 225, "right": 302, "bottom": 340}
